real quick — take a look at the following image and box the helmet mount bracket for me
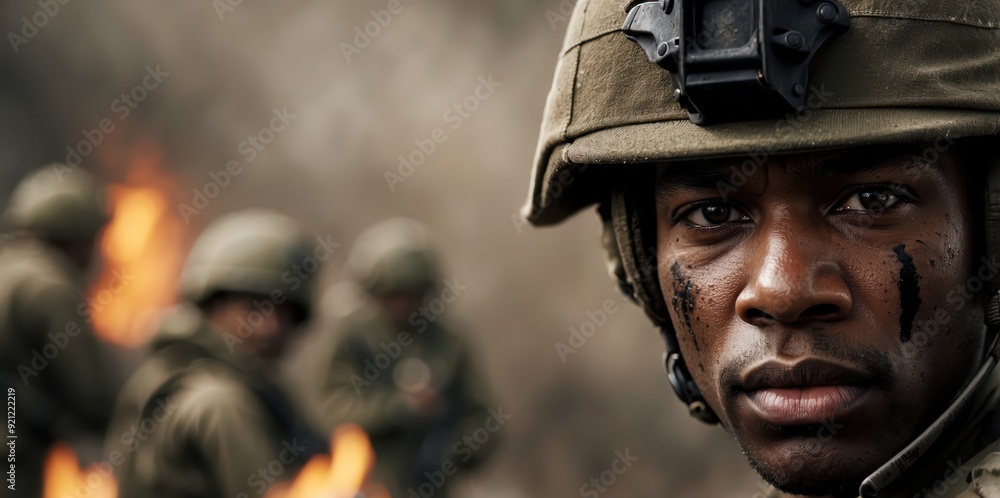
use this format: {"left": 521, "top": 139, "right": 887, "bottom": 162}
{"left": 622, "top": 0, "right": 850, "bottom": 124}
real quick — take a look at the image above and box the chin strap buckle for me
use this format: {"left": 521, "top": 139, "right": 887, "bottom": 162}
{"left": 664, "top": 352, "right": 719, "bottom": 425}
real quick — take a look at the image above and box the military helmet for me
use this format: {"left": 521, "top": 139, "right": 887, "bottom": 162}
{"left": 523, "top": 0, "right": 1000, "bottom": 426}
{"left": 179, "top": 209, "right": 315, "bottom": 322}
{"left": 524, "top": 0, "right": 1000, "bottom": 226}
{"left": 346, "top": 218, "right": 441, "bottom": 298}
{"left": 4, "top": 165, "right": 109, "bottom": 241}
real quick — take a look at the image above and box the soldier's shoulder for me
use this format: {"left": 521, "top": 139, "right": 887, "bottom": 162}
{"left": 0, "top": 239, "right": 56, "bottom": 270}
{"left": 172, "top": 357, "right": 248, "bottom": 394}
{"left": 156, "top": 359, "right": 264, "bottom": 424}
{"left": 0, "top": 237, "right": 78, "bottom": 292}
{"left": 957, "top": 443, "right": 1000, "bottom": 497}
{"left": 147, "top": 304, "right": 210, "bottom": 346}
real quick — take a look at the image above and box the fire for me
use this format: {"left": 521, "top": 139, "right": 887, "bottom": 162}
{"left": 43, "top": 444, "right": 117, "bottom": 498}
{"left": 266, "top": 424, "right": 390, "bottom": 498}
{"left": 89, "top": 141, "right": 186, "bottom": 346}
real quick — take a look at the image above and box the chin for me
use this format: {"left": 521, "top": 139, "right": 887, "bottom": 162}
{"left": 745, "top": 440, "right": 876, "bottom": 497}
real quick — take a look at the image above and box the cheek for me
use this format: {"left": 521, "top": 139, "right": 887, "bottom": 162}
{"left": 886, "top": 236, "right": 984, "bottom": 380}
{"left": 658, "top": 256, "right": 743, "bottom": 406}
{"left": 848, "top": 223, "right": 985, "bottom": 415}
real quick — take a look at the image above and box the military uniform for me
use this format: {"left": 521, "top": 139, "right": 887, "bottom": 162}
{"left": 320, "top": 299, "right": 496, "bottom": 496}
{"left": 110, "top": 303, "right": 323, "bottom": 498}
{"left": 316, "top": 219, "right": 497, "bottom": 497}
{"left": 0, "top": 167, "right": 114, "bottom": 498}
{"left": 109, "top": 209, "right": 325, "bottom": 498}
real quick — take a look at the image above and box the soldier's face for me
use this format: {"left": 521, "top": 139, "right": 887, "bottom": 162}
{"left": 205, "top": 294, "right": 299, "bottom": 359}
{"left": 653, "top": 146, "right": 988, "bottom": 495}
{"left": 52, "top": 235, "right": 99, "bottom": 271}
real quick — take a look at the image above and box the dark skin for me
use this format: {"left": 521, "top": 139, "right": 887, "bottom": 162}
{"left": 203, "top": 294, "right": 299, "bottom": 359}
{"left": 653, "top": 146, "right": 987, "bottom": 496}
{"left": 50, "top": 235, "right": 99, "bottom": 271}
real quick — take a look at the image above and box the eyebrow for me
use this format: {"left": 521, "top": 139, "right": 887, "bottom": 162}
{"left": 794, "top": 146, "right": 932, "bottom": 183}
{"left": 655, "top": 146, "right": 935, "bottom": 202}
{"left": 654, "top": 167, "right": 733, "bottom": 200}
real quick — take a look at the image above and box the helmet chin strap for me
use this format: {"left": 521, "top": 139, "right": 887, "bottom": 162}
{"left": 662, "top": 334, "right": 719, "bottom": 425}
{"left": 607, "top": 184, "right": 720, "bottom": 426}
{"left": 860, "top": 334, "right": 1000, "bottom": 497}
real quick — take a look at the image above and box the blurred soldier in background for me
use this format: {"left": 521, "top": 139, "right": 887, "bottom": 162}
{"left": 317, "top": 218, "right": 497, "bottom": 497}
{"left": 108, "top": 209, "right": 325, "bottom": 498}
{"left": 0, "top": 166, "right": 116, "bottom": 498}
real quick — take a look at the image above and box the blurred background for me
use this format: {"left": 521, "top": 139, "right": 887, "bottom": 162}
{"left": 0, "top": 1, "right": 762, "bottom": 496}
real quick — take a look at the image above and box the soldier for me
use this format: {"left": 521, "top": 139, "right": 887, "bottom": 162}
{"left": 0, "top": 166, "right": 116, "bottom": 498}
{"left": 523, "top": 0, "right": 1000, "bottom": 496}
{"left": 109, "top": 209, "right": 325, "bottom": 498}
{"left": 318, "top": 218, "right": 497, "bottom": 497}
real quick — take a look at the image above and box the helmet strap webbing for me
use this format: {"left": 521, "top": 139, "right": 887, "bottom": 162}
{"left": 985, "top": 159, "right": 1000, "bottom": 327}
{"left": 607, "top": 171, "right": 719, "bottom": 425}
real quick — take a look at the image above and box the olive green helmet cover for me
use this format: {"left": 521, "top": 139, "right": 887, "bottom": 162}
{"left": 179, "top": 209, "right": 315, "bottom": 320}
{"left": 523, "top": 0, "right": 1000, "bottom": 325}
{"left": 4, "top": 166, "right": 109, "bottom": 241}
{"left": 346, "top": 218, "right": 441, "bottom": 298}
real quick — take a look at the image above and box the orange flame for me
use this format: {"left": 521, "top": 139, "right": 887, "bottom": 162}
{"left": 89, "top": 141, "right": 186, "bottom": 347}
{"left": 266, "top": 424, "right": 390, "bottom": 498}
{"left": 43, "top": 444, "right": 117, "bottom": 498}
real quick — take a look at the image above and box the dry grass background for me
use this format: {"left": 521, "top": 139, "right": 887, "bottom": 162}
{"left": 0, "top": 1, "right": 764, "bottom": 496}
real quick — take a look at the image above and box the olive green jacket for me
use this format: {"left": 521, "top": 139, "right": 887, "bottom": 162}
{"left": 318, "top": 300, "right": 499, "bottom": 496}
{"left": 0, "top": 234, "right": 115, "bottom": 434}
{"left": 0, "top": 234, "right": 115, "bottom": 498}
{"left": 109, "top": 303, "right": 323, "bottom": 498}
{"left": 765, "top": 368, "right": 1000, "bottom": 498}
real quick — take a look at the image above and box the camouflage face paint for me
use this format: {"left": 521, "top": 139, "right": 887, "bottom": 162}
{"left": 670, "top": 261, "right": 699, "bottom": 351}
{"left": 893, "top": 245, "right": 922, "bottom": 343}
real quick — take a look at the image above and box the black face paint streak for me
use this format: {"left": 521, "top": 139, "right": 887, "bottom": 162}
{"left": 893, "top": 245, "right": 922, "bottom": 343}
{"left": 670, "top": 262, "right": 699, "bottom": 351}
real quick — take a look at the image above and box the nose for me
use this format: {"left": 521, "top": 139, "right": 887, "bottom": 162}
{"left": 736, "top": 228, "right": 853, "bottom": 326}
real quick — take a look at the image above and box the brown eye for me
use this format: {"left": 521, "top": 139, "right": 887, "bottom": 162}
{"left": 837, "top": 187, "right": 904, "bottom": 213}
{"left": 685, "top": 203, "right": 747, "bottom": 227}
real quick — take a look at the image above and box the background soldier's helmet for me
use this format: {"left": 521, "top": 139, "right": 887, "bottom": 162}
{"left": 346, "top": 218, "right": 441, "bottom": 298}
{"left": 3, "top": 165, "right": 109, "bottom": 241}
{"left": 179, "top": 209, "right": 315, "bottom": 322}
{"left": 522, "top": 0, "right": 1000, "bottom": 423}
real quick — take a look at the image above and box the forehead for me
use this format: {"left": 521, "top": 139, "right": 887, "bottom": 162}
{"left": 654, "top": 144, "right": 952, "bottom": 194}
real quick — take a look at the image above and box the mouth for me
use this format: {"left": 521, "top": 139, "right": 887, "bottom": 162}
{"left": 737, "top": 359, "right": 873, "bottom": 426}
